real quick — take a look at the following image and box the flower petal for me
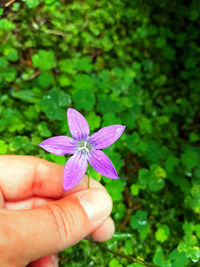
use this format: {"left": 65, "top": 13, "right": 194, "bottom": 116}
{"left": 88, "top": 150, "right": 118, "bottom": 179}
{"left": 89, "top": 125, "right": 125, "bottom": 149}
{"left": 63, "top": 152, "right": 88, "bottom": 191}
{"left": 67, "top": 108, "right": 90, "bottom": 140}
{"left": 39, "top": 136, "right": 76, "bottom": 155}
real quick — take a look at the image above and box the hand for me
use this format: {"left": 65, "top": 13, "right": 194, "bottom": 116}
{"left": 0, "top": 156, "right": 114, "bottom": 267}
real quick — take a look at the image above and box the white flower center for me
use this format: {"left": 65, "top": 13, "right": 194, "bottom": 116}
{"left": 76, "top": 139, "right": 93, "bottom": 156}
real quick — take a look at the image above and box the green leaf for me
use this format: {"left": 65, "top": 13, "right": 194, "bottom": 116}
{"left": 0, "top": 57, "right": 8, "bottom": 68}
{"left": 75, "top": 57, "right": 93, "bottom": 73}
{"left": 0, "top": 109, "right": 25, "bottom": 133}
{"left": 130, "top": 184, "right": 139, "bottom": 196}
{"left": 3, "top": 46, "right": 18, "bottom": 62}
{"left": 149, "top": 178, "right": 165, "bottom": 192}
{"left": 138, "top": 116, "right": 152, "bottom": 134}
{"left": 73, "top": 89, "right": 96, "bottom": 111}
{"left": 123, "top": 239, "right": 134, "bottom": 255}
{"left": 195, "top": 224, "right": 200, "bottom": 239}
{"left": 37, "top": 122, "right": 51, "bottom": 137}
{"left": 86, "top": 112, "right": 101, "bottom": 131}
{"left": 32, "top": 50, "right": 56, "bottom": 71}
{"left": 88, "top": 165, "right": 101, "bottom": 181}
{"left": 127, "top": 263, "right": 144, "bottom": 267}
{"left": 151, "top": 164, "right": 166, "bottom": 179}
{"left": 105, "top": 180, "right": 124, "bottom": 201}
{"left": 153, "top": 247, "right": 171, "bottom": 267}
{"left": 97, "top": 95, "right": 121, "bottom": 114}
{"left": 3, "top": 67, "right": 17, "bottom": 82}
{"left": 38, "top": 72, "right": 54, "bottom": 88}
{"left": 181, "top": 149, "right": 199, "bottom": 169}
{"left": 58, "top": 74, "right": 71, "bottom": 87}
{"left": 25, "top": 0, "right": 40, "bottom": 8}
{"left": 73, "top": 74, "right": 95, "bottom": 91}
{"left": 0, "top": 140, "right": 8, "bottom": 154}
{"left": 121, "top": 109, "right": 138, "bottom": 130}
{"left": 114, "top": 202, "right": 126, "bottom": 220}
{"left": 189, "top": 132, "right": 199, "bottom": 142}
{"left": 112, "top": 232, "right": 132, "bottom": 241}
{"left": 169, "top": 249, "right": 188, "bottom": 266}
{"left": 163, "top": 45, "right": 175, "bottom": 60}
{"left": 109, "top": 258, "right": 123, "bottom": 267}
{"left": 0, "top": 19, "right": 14, "bottom": 31}
{"left": 138, "top": 168, "right": 150, "bottom": 185}
{"left": 24, "top": 105, "right": 39, "bottom": 120}
{"left": 59, "top": 59, "right": 74, "bottom": 74}
{"left": 189, "top": 10, "right": 199, "bottom": 21}
{"left": 156, "top": 37, "right": 167, "bottom": 48}
{"left": 155, "top": 225, "right": 170, "bottom": 242}
{"left": 102, "top": 112, "right": 122, "bottom": 127}
{"left": 49, "top": 154, "right": 66, "bottom": 165}
{"left": 165, "top": 156, "right": 179, "bottom": 173}
{"left": 9, "top": 136, "right": 23, "bottom": 151}
{"left": 39, "top": 88, "right": 70, "bottom": 120}
{"left": 58, "top": 91, "right": 72, "bottom": 107}
{"left": 146, "top": 141, "right": 164, "bottom": 163}
{"left": 11, "top": 89, "right": 41, "bottom": 103}
{"left": 130, "top": 210, "right": 150, "bottom": 239}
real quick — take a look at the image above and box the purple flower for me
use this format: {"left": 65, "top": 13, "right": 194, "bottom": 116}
{"left": 39, "top": 108, "right": 125, "bottom": 191}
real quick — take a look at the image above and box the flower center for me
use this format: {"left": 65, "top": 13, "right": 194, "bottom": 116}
{"left": 76, "top": 139, "right": 93, "bottom": 156}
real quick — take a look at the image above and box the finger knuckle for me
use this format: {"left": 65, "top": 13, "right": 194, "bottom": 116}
{"left": 46, "top": 202, "right": 76, "bottom": 247}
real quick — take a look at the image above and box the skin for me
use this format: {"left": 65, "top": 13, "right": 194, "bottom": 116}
{"left": 0, "top": 156, "right": 115, "bottom": 267}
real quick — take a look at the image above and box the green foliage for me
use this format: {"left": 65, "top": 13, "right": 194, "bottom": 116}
{"left": 109, "top": 258, "right": 123, "bottom": 267}
{"left": 105, "top": 180, "right": 124, "bottom": 202}
{"left": 32, "top": 50, "right": 56, "bottom": 71}
{"left": 73, "top": 88, "right": 96, "bottom": 111}
{"left": 1, "top": 0, "right": 200, "bottom": 266}
{"left": 0, "top": 140, "right": 8, "bottom": 154}
{"left": 130, "top": 210, "right": 150, "bottom": 240}
{"left": 138, "top": 165, "right": 166, "bottom": 192}
{"left": 86, "top": 112, "right": 101, "bottom": 131}
{"left": 169, "top": 249, "right": 188, "bottom": 267}
{"left": 155, "top": 225, "right": 170, "bottom": 243}
{"left": 39, "top": 88, "right": 71, "bottom": 120}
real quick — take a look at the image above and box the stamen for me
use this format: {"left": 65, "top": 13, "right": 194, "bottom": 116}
{"left": 76, "top": 139, "right": 93, "bottom": 156}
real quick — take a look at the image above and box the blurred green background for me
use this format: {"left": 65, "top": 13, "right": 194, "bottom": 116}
{"left": 0, "top": 0, "right": 200, "bottom": 266}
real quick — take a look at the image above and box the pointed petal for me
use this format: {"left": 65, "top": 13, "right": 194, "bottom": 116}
{"left": 63, "top": 152, "right": 88, "bottom": 191}
{"left": 89, "top": 125, "right": 125, "bottom": 149}
{"left": 67, "top": 108, "right": 90, "bottom": 140}
{"left": 39, "top": 136, "right": 76, "bottom": 156}
{"left": 88, "top": 150, "right": 118, "bottom": 179}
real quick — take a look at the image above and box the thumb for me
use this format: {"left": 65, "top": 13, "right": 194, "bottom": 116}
{"left": 0, "top": 188, "right": 112, "bottom": 266}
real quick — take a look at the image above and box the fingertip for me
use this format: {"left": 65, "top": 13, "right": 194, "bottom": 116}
{"left": 92, "top": 217, "right": 115, "bottom": 242}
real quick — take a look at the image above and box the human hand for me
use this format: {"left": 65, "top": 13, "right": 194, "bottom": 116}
{"left": 0, "top": 156, "right": 114, "bottom": 267}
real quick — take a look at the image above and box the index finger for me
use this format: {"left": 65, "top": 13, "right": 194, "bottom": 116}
{"left": 0, "top": 155, "right": 103, "bottom": 202}
{"left": 0, "top": 155, "right": 65, "bottom": 201}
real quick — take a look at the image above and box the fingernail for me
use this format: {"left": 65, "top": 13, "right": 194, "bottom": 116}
{"left": 78, "top": 189, "right": 112, "bottom": 226}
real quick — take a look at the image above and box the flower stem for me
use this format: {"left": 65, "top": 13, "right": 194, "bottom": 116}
{"left": 87, "top": 169, "right": 90, "bottom": 189}
{"left": 86, "top": 169, "right": 93, "bottom": 242}
{"left": 96, "top": 243, "right": 158, "bottom": 267}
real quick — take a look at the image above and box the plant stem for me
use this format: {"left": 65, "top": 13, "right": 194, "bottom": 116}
{"left": 97, "top": 243, "right": 158, "bottom": 267}
{"left": 87, "top": 169, "right": 90, "bottom": 189}
{"left": 87, "top": 169, "right": 93, "bottom": 242}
